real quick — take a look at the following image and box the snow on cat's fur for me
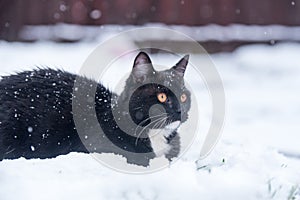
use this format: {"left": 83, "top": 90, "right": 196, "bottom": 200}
{"left": 0, "top": 52, "right": 191, "bottom": 166}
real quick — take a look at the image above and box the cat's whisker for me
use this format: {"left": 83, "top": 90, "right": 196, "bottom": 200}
{"left": 153, "top": 116, "right": 168, "bottom": 130}
{"left": 135, "top": 112, "right": 167, "bottom": 128}
{"left": 135, "top": 116, "right": 166, "bottom": 140}
{"left": 134, "top": 113, "right": 167, "bottom": 135}
{"left": 132, "top": 106, "right": 142, "bottom": 110}
{"left": 150, "top": 116, "right": 169, "bottom": 139}
{"left": 156, "top": 116, "right": 169, "bottom": 130}
{"left": 139, "top": 113, "right": 167, "bottom": 132}
{"left": 136, "top": 115, "right": 168, "bottom": 145}
{"left": 134, "top": 115, "right": 167, "bottom": 146}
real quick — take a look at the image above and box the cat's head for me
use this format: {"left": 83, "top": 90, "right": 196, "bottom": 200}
{"left": 119, "top": 52, "right": 191, "bottom": 131}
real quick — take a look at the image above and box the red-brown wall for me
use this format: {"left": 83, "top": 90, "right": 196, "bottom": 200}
{"left": 1, "top": 0, "right": 300, "bottom": 41}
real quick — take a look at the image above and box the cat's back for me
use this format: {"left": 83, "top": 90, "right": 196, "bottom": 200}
{"left": 0, "top": 68, "right": 94, "bottom": 159}
{"left": 0, "top": 68, "right": 76, "bottom": 97}
{"left": 0, "top": 68, "right": 76, "bottom": 117}
{"left": 0, "top": 68, "right": 78, "bottom": 127}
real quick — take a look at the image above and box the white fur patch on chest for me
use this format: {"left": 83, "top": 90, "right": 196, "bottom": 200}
{"left": 148, "top": 121, "right": 180, "bottom": 157}
{"left": 148, "top": 129, "right": 171, "bottom": 157}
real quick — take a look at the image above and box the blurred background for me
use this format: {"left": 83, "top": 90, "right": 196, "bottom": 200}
{"left": 1, "top": 1, "right": 300, "bottom": 199}
{"left": 1, "top": 0, "right": 300, "bottom": 52}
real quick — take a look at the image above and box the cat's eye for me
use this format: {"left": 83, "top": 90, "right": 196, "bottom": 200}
{"left": 180, "top": 93, "right": 187, "bottom": 103}
{"left": 157, "top": 93, "right": 167, "bottom": 103}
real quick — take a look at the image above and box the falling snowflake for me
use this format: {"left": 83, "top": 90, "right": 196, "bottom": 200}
{"left": 59, "top": 4, "right": 67, "bottom": 12}
{"left": 90, "top": 10, "right": 102, "bottom": 20}
{"left": 30, "top": 146, "right": 35, "bottom": 151}
{"left": 28, "top": 127, "right": 33, "bottom": 133}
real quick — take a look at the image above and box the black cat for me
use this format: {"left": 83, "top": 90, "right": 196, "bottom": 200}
{"left": 0, "top": 52, "right": 191, "bottom": 166}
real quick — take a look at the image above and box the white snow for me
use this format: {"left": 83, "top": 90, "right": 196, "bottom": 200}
{"left": 0, "top": 40, "right": 300, "bottom": 199}
{"left": 19, "top": 23, "right": 300, "bottom": 42}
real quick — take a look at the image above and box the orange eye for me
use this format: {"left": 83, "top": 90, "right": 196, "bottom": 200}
{"left": 180, "top": 93, "right": 187, "bottom": 102}
{"left": 157, "top": 93, "right": 167, "bottom": 103}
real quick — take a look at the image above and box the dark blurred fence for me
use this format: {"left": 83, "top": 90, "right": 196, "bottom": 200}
{"left": 1, "top": 0, "right": 300, "bottom": 41}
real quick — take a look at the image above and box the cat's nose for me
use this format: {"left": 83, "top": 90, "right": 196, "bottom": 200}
{"left": 175, "top": 108, "right": 182, "bottom": 120}
{"left": 175, "top": 107, "right": 181, "bottom": 114}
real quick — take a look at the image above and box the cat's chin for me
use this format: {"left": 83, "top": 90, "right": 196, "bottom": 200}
{"left": 164, "top": 120, "right": 181, "bottom": 130}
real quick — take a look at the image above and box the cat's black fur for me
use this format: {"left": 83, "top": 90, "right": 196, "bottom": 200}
{"left": 0, "top": 52, "right": 191, "bottom": 166}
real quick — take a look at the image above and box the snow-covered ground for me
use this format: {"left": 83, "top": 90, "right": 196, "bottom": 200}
{"left": 0, "top": 40, "right": 300, "bottom": 199}
{"left": 20, "top": 23, "right": 300, "bottom": 42}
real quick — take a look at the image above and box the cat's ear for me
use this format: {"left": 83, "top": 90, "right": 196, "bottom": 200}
{"left": 132, "top": 52, "right": 154, "bottom": 83}
{"left": 172, "top": 55, "right": 189, "bottom": 77}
